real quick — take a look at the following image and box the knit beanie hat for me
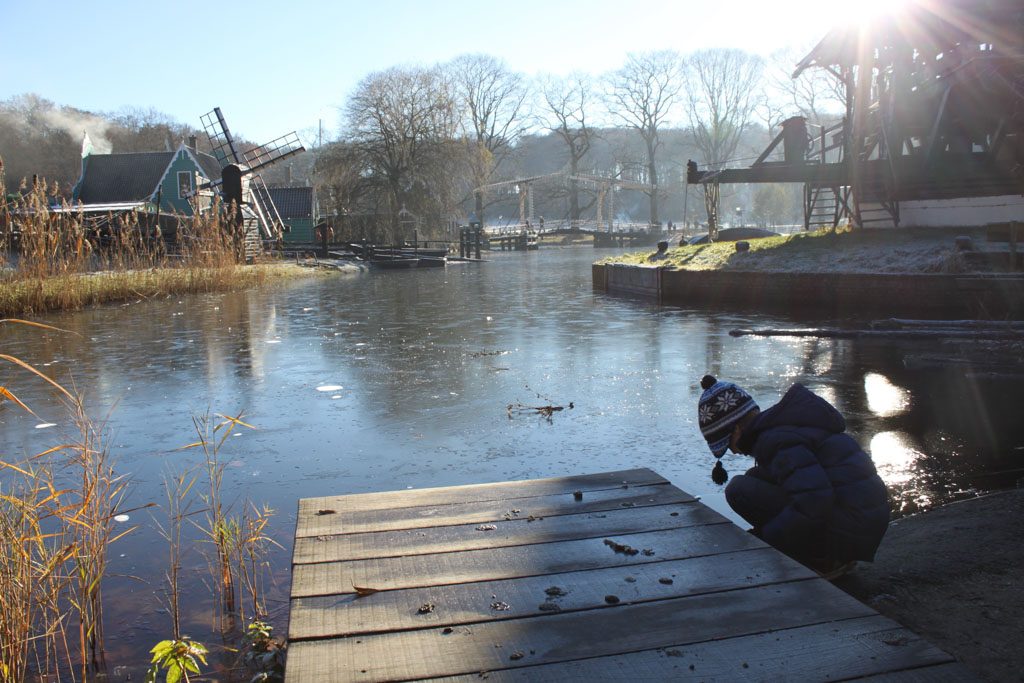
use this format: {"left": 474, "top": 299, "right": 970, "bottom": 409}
{"left": 698, "top": 374, "right": 759, "bottom": 457}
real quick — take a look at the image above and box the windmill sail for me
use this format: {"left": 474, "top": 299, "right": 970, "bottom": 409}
{"left": 243, "top": 132, "right": 305, "bottom": 173}
{"left": 200, "top": 107, "right": 242, "bottom": 166}
{"left": 197, "top": 106, "right": 307, "bottom": 250}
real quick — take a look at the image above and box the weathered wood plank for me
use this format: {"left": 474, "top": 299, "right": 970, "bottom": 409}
{"left": 290, "top": 524, "right": 757, "bottom": 598}
{"left": 850, "top": 662, "right": 978, "bottom": 682}
{"left": 296, "top": 481, "right": 686, "bottom": 538}
{"left": 288, "top": 546, "right": 812, "bottom": 640}
{"left": 433, "top": 616, "right": 958, "bottom": 682}
{"left": 297, "top": 468, "right": 664, "bottom": 518}
{"left": 285, "top": 579, "right": 876, "bottom": 682}
{"left": 293, "top": 498, "right": 721, "bottom": 564}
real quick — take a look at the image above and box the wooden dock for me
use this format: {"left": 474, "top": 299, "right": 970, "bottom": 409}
{"left": 287, "top": 468, "right": 970, "bottom": 681}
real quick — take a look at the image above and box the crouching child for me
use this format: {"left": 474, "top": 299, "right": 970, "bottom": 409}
{"left": 697, "top": 374, "right": 890, "bottom": 577}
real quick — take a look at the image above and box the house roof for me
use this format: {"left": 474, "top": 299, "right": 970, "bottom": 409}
{"left": 193, "top": 151, "right": 223, "bottom": 183}
{"left": 254, "top": 185, "right": 316, "bottom": 219}
{"left": 76, "top": 151, "right": 175, "bottom": 204}
{"left": 75, "top": 146, "right": 222, "bottom": 205}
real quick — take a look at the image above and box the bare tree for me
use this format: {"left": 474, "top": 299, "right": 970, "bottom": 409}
{"left": 606, "top": 51, "right": 684, "bottom": 226}
{"left": 763, "top": 47, "right": 845, "bottom": 132}
{"left": 539, "top": 73, "right": 597, "bottom": 227}
{"left": 343, "top": 66, "right": 463, "bottom": 241}
{"left": 107, "top": 106, "right": 196, "bottom": 154}
{"left": 683, "top": 48, "right": 765, "bottom": 168}
{"left": 447, "top": 54, "right": 529, "bottom": 224}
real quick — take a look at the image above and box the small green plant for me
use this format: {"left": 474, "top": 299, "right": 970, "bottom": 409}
{"left": 145, "top": 637, "right": 208, "bottom": 683}
{"left": 241, "top": 620, "right": 286, "bottom": 683}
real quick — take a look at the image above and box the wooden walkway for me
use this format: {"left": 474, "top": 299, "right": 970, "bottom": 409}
{"left": 287, "top": 468, "right": 970, "bottom": 682}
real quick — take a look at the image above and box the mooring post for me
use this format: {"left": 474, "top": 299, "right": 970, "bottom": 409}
{"left": 1010, "top": 221, "right": 1018, "bottom": 272}
{"left": 475, "top": 226, "right": 482, "bottom": 260}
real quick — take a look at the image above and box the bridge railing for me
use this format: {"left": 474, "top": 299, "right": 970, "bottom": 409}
{"left": 484, "top": 220, "right": 671, "bottom": 235}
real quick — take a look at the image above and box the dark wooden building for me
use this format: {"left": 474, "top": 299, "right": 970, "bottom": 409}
{"left": 689, "top": 0, "right": 1024, "bottom": 232}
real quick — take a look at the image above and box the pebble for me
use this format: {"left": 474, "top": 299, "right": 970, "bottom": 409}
{"left": 604, "top": 595, "right": 620, "bottom": 604}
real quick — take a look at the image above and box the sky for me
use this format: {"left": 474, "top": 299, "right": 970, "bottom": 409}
{"left": 0, "top": 0, "right": 885, "bottom": 145}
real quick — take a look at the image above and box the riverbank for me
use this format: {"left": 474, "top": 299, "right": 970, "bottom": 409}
{"left": 0, "top": 261, "right": 327, "bottom": 317}
{"left": 835, "top": 489, "right": 1024, "bottom": 682}
{"left": 596, "top": 226, "right": 976, "bottom": 273}
{"left": 593, "top": 227, "right": 1024, "bottom": 318}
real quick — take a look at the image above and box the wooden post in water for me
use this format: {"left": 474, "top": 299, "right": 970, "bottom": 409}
{"left": 1010, "top": 221, "right": 1018, "bottom": 272}
{"left": 474, "top": 226, "right": 482, "bottom": 259}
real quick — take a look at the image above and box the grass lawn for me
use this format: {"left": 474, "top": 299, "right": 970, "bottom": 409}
{"left": 597, "top": 227, "right": 975, "bottom": 274}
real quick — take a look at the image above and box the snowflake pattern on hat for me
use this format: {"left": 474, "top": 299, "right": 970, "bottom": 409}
{"left": 697, "top": 377, "right": 758, "bottom": 458}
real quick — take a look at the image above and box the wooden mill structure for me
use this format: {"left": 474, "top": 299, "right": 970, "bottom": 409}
{"left": 198, "top": 107, "right": 305, "bottom": 252}
{"left": 688, "top": 0, "right": 1024, "bottom": 237}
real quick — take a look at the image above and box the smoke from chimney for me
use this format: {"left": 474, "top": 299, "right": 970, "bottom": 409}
{"left": 39, "top": 108, "right": 113, "bottom": 154}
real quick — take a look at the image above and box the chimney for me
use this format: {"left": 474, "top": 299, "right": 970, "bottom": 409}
{"left": 188, "top": 135, "right": 198, "bottom": 152}
{"left": 285, "top": 164, "right": 292, "bottom": 185}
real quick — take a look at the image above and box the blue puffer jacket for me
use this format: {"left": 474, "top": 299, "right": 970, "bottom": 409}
{"left": 746, "top": 384, "right": 890, "bottom": 562}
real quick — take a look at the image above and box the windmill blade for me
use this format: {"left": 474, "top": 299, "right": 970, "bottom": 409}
{"left": 200, "top": 107, "right": 243, "bottom": 166}
{"left": 249, "top": 175, "right": 287, "bottom": 240}
{"left": 243, "top": 132, "right": 305, "bottom": 174}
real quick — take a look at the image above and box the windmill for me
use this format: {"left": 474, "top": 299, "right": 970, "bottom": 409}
{"left": 198, "top": 107, "right": 305, "bottom": 253}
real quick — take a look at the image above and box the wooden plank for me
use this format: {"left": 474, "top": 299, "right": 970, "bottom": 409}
{"left": 297, "top": 468, "right": 664, "bottom": 519}
{"left": 288, "top": 546, "right": 813, "bottom": 640}
{"left": 293, "top": 498, "right": 721, "bottom": 564}
{"left": 433, "top": 616, "right": 958, "bottom": 682}
{"left": 295, "top": 482, "right": 689, "bottom": 538}
{"left": 850, "top": 662, "right": 979, "bottom": 682}
{"left": 290, "top": 524, "right": 757, "bottom": 598}
{"left": 285, "top": 579, "right": 876, "bottom": 682}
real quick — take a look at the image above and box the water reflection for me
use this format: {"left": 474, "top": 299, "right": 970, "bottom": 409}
{"left": 864, "top": 372, "right": 910, "bottom": 417}
{"left": 870, "top": 431, "right": 931, "bottom": 513}
{"left": 870, "top": 431, "right": 921, "bottom": 485}
{"left": 0, "top": 249, "right": 1022, "bottom": 669}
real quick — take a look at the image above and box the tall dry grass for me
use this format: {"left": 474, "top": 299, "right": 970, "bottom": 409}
{"left": 183, "top": 413, "right": 279, "bottom": 626}
{"left": 0, "top": 167, "right": 279, "bottom": 318}
{"left": 0, "top": 326, "right": 284, "bottom": 680}
{"left": 0, "top": 320, "right": 141, "bottom": 681}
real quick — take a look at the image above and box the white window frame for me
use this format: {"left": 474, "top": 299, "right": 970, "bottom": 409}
{"left": 177, "top": 171, "right": 193, "bottom": 199}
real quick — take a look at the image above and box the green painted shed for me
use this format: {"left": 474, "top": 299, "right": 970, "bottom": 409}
{"left": 253, "top": 185, "right": 319, "bottom": 243}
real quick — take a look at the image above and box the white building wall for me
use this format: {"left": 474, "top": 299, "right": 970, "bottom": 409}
{"left": 861, "top": 195, "right": 1024, "bottom": 228}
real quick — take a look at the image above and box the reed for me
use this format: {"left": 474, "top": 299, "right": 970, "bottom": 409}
{"left": 153, "top": 469, "right": 201, "bottom": 641}
{"left": 0, "top": 319, "right": 140, "bottom": 680}
{"left": 234, "top": 502, "right": 280, "bottom": 623}
{"left": 0, "top": 459, "right": 78, "bottom": 680}
{"left": 183, "top": 413, "right": 256, "bottom": 627}
{"left": 1, "top": 318, "right": 283, "bottom": 680}
{"left": 0, "top": 168, "right": 300, "bottom": 318}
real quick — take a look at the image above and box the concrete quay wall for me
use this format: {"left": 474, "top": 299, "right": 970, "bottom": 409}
{"left": 593, "top": 263, "right": 1024, "bottom": 319}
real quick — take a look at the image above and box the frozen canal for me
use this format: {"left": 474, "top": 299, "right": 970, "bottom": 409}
{"left": 2, "top": 247, "right": 1021, "bottom": 667}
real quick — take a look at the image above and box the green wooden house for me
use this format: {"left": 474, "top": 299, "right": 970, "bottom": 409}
{"left": 72, "top": 142, "right": 221, "bottom": 215}
{"left": 252, "top": 185, "right": 318, "bottom": 243}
